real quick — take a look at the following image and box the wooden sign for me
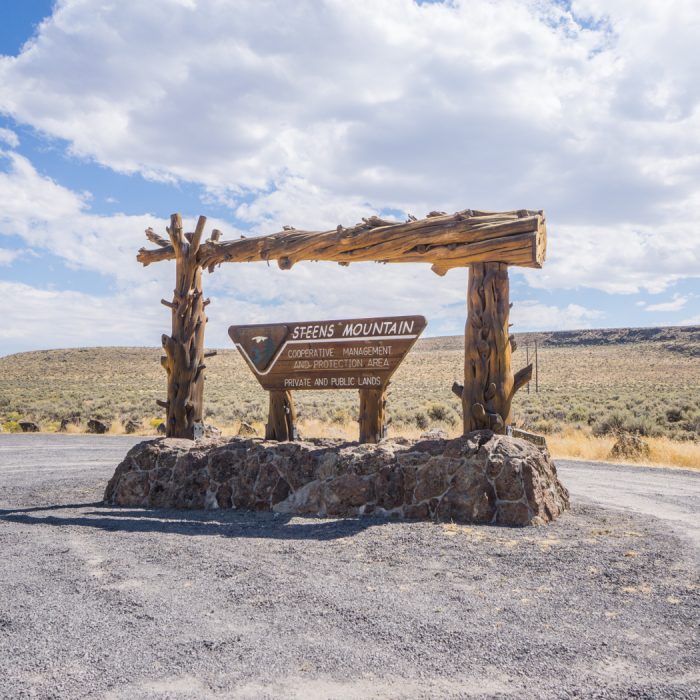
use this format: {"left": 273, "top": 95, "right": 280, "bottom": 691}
{"left": 229, "top": 315, "right": 426, "bottom": 391}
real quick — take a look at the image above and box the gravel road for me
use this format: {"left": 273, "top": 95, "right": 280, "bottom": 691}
{"left": 1, "top": 435, "right": 698, "bottom": 699}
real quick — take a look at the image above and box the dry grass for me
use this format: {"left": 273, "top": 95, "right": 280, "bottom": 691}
{"left": 107, "top": 418, "right": 125, "bottom": 435}
{"left": 548, "top": 427, "right": 700, "bottom": 470}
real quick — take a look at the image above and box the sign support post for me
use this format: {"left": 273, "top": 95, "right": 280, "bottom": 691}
{"left": 358, "top": 387, "right": 387, "bottom": 444}
{"left": 266, "top": 390, "right": 296, "bottom": 441}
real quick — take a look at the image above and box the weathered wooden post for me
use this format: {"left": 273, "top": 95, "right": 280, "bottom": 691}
{"left": 460, "top": 262, "right": 531, "bottom": 433}
{"left": 157, "top": 214, "right": 208, "bottom": 438}
{"left": 142, "top": 214, "right": 218, "bottom": 438}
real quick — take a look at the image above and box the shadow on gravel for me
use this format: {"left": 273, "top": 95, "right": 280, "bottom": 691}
{"left": 0, "top": 501, "right": 104, "bottom": 515}
{"left": 0, "top": 506, "right": 382, "bottom": 541}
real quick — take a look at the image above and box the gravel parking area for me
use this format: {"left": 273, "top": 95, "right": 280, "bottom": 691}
{"left": 1, "top": 435, "right": 698, "bottom": 699}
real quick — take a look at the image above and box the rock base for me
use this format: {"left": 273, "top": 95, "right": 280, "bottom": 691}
{"left": 104, "top": 431, "right": 569, "bottom": 526}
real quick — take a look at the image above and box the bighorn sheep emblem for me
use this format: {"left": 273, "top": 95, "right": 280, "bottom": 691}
{"left": 252, "top": 336, "right": 268, "bottom": 344}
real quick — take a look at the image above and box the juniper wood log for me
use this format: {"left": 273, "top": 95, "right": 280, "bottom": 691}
{"left": 158, "top": 214, "right": 208, "bottom": 439}
{"left": 359, "top": 387, "right": 386, "bottom": 444}
{"left": 266, "top": 390, "right": 296, "bottom": 441}
{"left": 462, "top": 262, "right": 532, "bottom": 434}
{"left": 137, "top": 209, "right": 546, "bottom": 273}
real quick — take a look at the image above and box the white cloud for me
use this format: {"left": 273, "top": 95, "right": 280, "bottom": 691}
{"left": 511, "top": 300, "right": 605, "bottom": 331}
{"left": 0, "top": 248, "right": 26, "bottom": 265}
{"left": 0, "top": 140, "right": 687, "bottom": 355}
{"left": 0, "top": 150, "right": 85, "bottom": 225}
{"left": 0, "top": 150, "right": 237, "bottom": 287}
{"left": 520, "top": 218, "right": 700, "bottom": 295}
{"left": 0, "top": 0, "right": 698, "bottom": 298}
{"left": 0, "top": 128, "right": 19, "bottom": 148}
{"left": 0, "top": 1, "right": 695, "bottom": 211}
{"left": 1, "top": 0, "right": 699, "bottom": 354}
{"left": 0, "top": 145, "right": 621, "bottom": 350}
{"left": 0, "top": 281, "right": 165, "bottom": 355}
{"left": 0, "top": 148, "right": 470, "bottom": 351}
{"left": 643, "top": 294, "right": 689, "bottom": 312}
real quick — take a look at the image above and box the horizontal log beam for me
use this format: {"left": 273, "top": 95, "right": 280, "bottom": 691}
{"left": 136, "top": 209, "right": 546, "bottom": 271}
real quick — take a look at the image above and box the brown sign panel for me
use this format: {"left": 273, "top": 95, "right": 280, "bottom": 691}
{"left": 229, "top": 315, "right": 427, "bottom": 391}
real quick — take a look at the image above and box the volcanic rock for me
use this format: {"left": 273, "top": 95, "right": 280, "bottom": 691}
{"left": 609, "top": 432, "right": 650, "bottom": 460}
{"left": 237, "top": 421, "right": 258, "bottom": 437}
{"left": 104, "top": 431, "right": 569, "bottom": 526}
{"left": 87, "top": 419, "right": 109, "bottom": 434}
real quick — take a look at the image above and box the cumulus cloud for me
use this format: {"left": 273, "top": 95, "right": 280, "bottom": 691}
{"left": 0, "top": 247, "right": 26, "bottom": 265}
{"left": 0, "top": 0, "right": 699, "bottom": 353}
{"left": 0, "top": 142, "right": 610, "bottom": 349}
{"left": 511, "top": 300, "right": 605, "bottom": 331}
{"left": 1, "top": 0, "right": 698, "bottom": 297}
{"left": 0, "top": 147, "right": 465, "bottom": 350}
{"left": 0, "top": 128, "right": 19, "bottom": 147}
{"left": 0, "top": 280, "right": 165, "bottom": 354}
{"left": 520, "top": 218, "right": 700, "bottom": 295}
{"left": 0, "top": 150, "right": 235, "bottom": 287}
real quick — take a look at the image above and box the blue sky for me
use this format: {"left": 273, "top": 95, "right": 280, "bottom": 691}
{"left": 0, "top": 0, "right": 698, "bottom": 355}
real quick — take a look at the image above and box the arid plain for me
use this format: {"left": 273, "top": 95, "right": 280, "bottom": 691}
{"left": 1, "top": 326, "right": 698, "bottom": 468}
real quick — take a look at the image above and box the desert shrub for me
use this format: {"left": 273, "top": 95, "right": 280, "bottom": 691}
{"left": 531, "top": 419, "right": 562, "bottom": 435}
{"left": 592, "top": 411, "right": 628, "bottom": 437}
{"left": 624, "top": 416, "right": 662, "bottom": 438}
{"left": 426, "top": 402, "right": 457, "bottom": 426}
{"left": 3, "top": 420, "right": 22, "bottom": 433}
{"left": 329, "top": 407, "right": 352, "bottom": 425}
{"left": 568, "top": 405, "right": 589, "bottom": 423}
{"left": 671, "top": 429, "right": 698, "bottom": 442}
{"left": 220, "top": 409, "right": 239, "bottom": 422}
{"left": 681, "top": 415, "right": 700, "bottom": 436}
{"left": 593, "top": 411, "right": 661, "bottom": 438}
{"left": 414, "top": 411, "right": 429, "bottom": 430}
{"left": 666, "top": 407, "right": 684, "bottom": 423}
{"left": 242, "top": 406, "right": 265, "bottom": 423}
{"left": 389, "top": 409, "right": 411, "bottom": 425}
{"left": 149, "top": 418, "right": 164, "bottom": 429}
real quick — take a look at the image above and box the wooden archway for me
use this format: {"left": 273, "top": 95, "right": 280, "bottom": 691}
{"left": 137, "top": 209, "right": 546, "bottom": 440}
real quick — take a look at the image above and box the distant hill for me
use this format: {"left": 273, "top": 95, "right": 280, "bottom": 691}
{"left": 416, "top": 325, "right": 700, "bottom": 355}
